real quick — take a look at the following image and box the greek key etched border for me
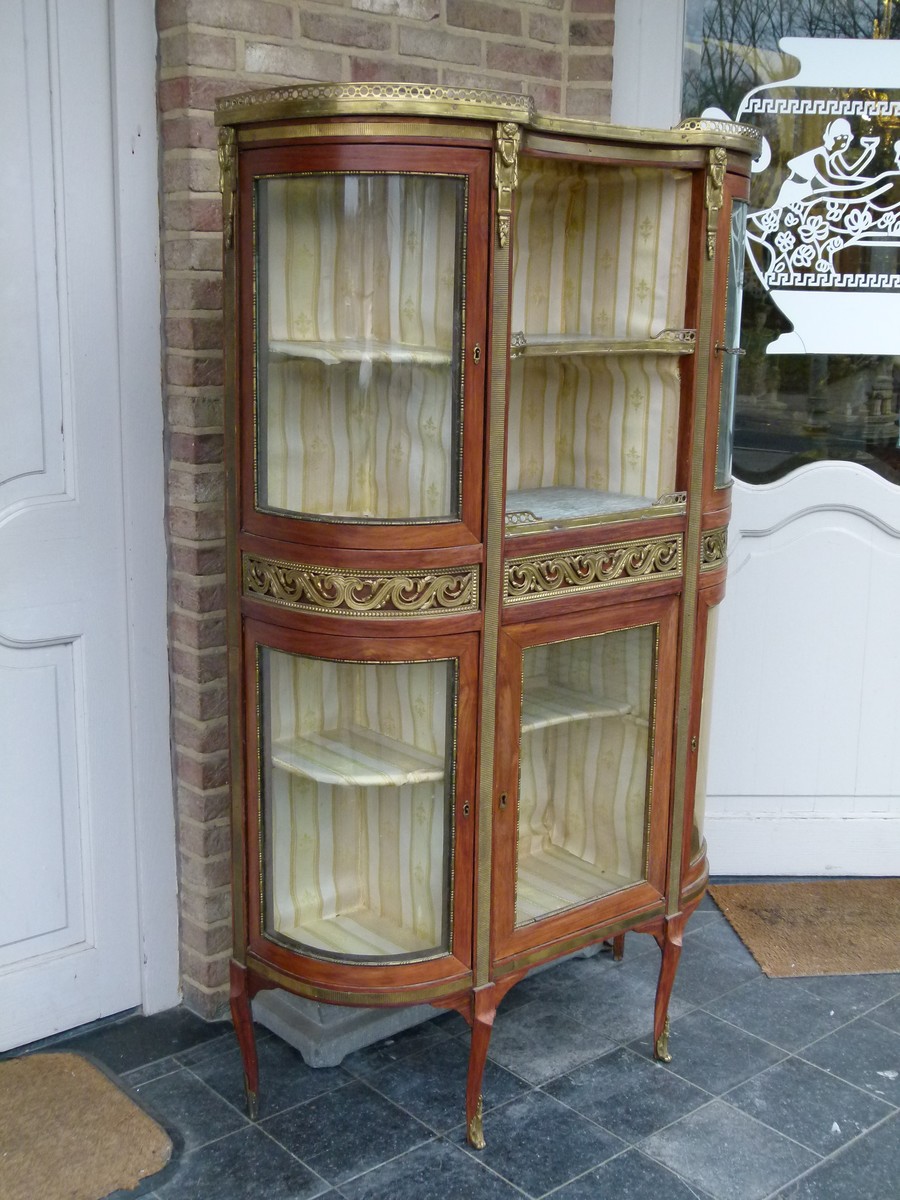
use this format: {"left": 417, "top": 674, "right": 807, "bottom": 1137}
{"left": 700, "top": 527, "right": 728, "bottom": 571}
{"left": 504, "top": 535, "right": 683, "bottom": 605}
{"left": 243, "top": 553, "right": 480, "bottom": 618}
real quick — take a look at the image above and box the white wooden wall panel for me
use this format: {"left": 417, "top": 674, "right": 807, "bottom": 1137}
{"left": 706, "top": 465, "right": 900, "bottom": 874}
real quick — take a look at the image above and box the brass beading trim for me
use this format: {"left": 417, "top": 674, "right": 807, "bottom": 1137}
{"left": 505, "top": 535, "right": 683, "bottom": 605}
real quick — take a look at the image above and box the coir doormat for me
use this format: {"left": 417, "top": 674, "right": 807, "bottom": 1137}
{"left": 0, "top": 1051, "right": 172, "bottom": 1200}
{"left": 708, "top": 879, "right": 900, "bottom": 978}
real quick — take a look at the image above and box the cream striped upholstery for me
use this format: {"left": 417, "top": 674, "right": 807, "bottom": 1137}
{"left": 260, "top": 174, "right": 463, "bottom": 520}
{"left": 508, "top": 159, "right": 691, "bottom": 508}
{"left": 266, "top": 651, "right": 452, "bottom": 958}
{"left": 515, "top": 629, "right": 654, "bottom": 925}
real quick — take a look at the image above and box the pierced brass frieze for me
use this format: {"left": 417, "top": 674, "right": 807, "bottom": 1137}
{"left": 494, "top": 121, "right": 521, "bottom": 247}
{"left": 243, "top": 553, "right": 479, "bottom": 618}
{"left": 705, "top": 146, "right": 728, "bottom": 258}
{"left": 218, "top": 126, "right": 237, "bottom": 250}
{"left": 505, "top": 535, "right": 683, "bottom": 604}
{"left": 215, "top": 82, "right": 533, "bottom": 127}
{"left": 700, "top": 527, "right": 728, "bottom": 571}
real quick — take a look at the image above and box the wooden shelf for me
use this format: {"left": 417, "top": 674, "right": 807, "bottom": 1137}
{"left": 272, "top": 725, "right": 444, "bottom": 787}
{"left": 510, "top": 329, "right": 696, "bottom": 359}
{"left": 268, "top": 338, "right": 451, "bottom": 366}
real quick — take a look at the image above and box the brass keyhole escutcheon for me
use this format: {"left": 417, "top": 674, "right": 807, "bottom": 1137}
{"left": 499, "top": 792, "right": 508, "bottom": 810}
{"left": 691, "top": 735, "right": 698, "bottom": 752}
{"left": 462, "top": 802, "right": 471, "bottom": 817}
{"left": 473, "top": 343, "right": 482, "bottom": 364}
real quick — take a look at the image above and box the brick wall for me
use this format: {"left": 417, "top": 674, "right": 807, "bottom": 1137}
{"left": 157, "top": 0, "right": 615, "bottom": 1018}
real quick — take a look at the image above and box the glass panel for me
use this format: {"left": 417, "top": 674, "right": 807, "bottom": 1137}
{"left": 515, "top": 626, "right": 656, "bottom": 926}
{"left": 256, "top": 174, "right": 466, "bottom": 522}
{"left": 260, "top": 649, "right": 456, "bottom": 962}
{"left": 506, "top": 158, "right": 693, "bottom": 533}
{"left": 691, "top": 605, "right": 719, "bottom": 861}
{"left": 716, "top": 199, "right": 748, "bottom": 487}
{"left": 683, "top": 4, "right": 900, "bottom": 488}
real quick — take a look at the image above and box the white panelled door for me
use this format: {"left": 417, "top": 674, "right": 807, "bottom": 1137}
{"left": 0, "top": 0, "right": 177, "bottom": 1049}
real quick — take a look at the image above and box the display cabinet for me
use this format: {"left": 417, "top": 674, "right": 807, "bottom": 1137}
{"left": 215, "top": 84, "right": 758, "bottom": 1148}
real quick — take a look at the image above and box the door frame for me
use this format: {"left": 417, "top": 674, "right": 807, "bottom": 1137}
{"left": 112, "top": 0, "right": 179, "bottom": 1016}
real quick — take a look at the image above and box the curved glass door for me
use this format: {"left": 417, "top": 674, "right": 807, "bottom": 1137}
{"left": 256, "top": 173, "right": 466, "bottom": 524}
{"left": 260, "top": 647, "right": 458, "bottom": 962}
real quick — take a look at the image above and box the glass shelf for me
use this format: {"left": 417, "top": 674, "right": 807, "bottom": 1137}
{"left": 520, "top": 684, "right": 633, "bottom": 732}
{"left": 271, "top": 725, "right": 444, "bottom": 787}
{"left": 505, "top": 485, "right": 685, "bottom": 532}
{"left": 268, "top": 339, "right": 452, "bottom": 366}
{"left": 510, "top": 330, "right": 696, "bottom": 358}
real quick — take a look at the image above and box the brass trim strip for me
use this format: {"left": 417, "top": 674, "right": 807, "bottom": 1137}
{"left": 667, "top": 233, "right": 718, "bottom": 916}
{"left": 475, "top": 241, "right": 512, "bottom": 986}
{"left": 700, "top": 527, "right": 728, "bottom": 572}
{"left": 249, "top": 956, "right": 471, "bottom": 1007}
{"left": 237, "top": 121, "right": 493, "bottom": 144}
{"left": 216, "top": 82, "right": 533, "bottom": 127}
{"left": 243, "top": 554, "right": 481, "bottom": 617}
{"left": 495, "top": 902, "right": 667, "bottom": 975}
{"left": 529, "top": 115, "right": 761, "bottom": 156}
{"left": 505, "top": 535, "right": 683, "bottom": 605}
{"left": 223, "top": 143, "right": 246, "bottom": 960}
{"left": 525, "top": 133, "right": 704, "bottom": 167}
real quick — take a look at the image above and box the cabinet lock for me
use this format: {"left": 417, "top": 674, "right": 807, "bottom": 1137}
{"left": 473, "top": 343, "right": 482, "bottom": 364}
{"left": 499, "top": 792, "right": 508, "bottom": 810}
{"left": 462, "top": 802, "right": 471, "bottom": 818}
{"left": 691, "top": 735, "right": 698, "bottom": 752}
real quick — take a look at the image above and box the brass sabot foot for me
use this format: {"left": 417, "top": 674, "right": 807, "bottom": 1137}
{"left": 654, "top": 1017, "right": 672, "bottom": 1063}
{"left": 467, "top": 1095, "right": 485, "bottom": 1150}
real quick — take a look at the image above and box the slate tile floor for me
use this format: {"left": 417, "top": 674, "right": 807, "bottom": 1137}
{"left": 12, "top": 892, "right": 900, "bottom": 1200}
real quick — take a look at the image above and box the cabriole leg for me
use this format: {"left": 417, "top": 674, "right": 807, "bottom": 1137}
{"left": 465, "top": 986, "right": 497, "bottom": 1150}
{"left": 653, "top": 915, "right": 686, "bottom": 1063}
{"left": 230, "top": 960, "right": 260, "bottom": 1119}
